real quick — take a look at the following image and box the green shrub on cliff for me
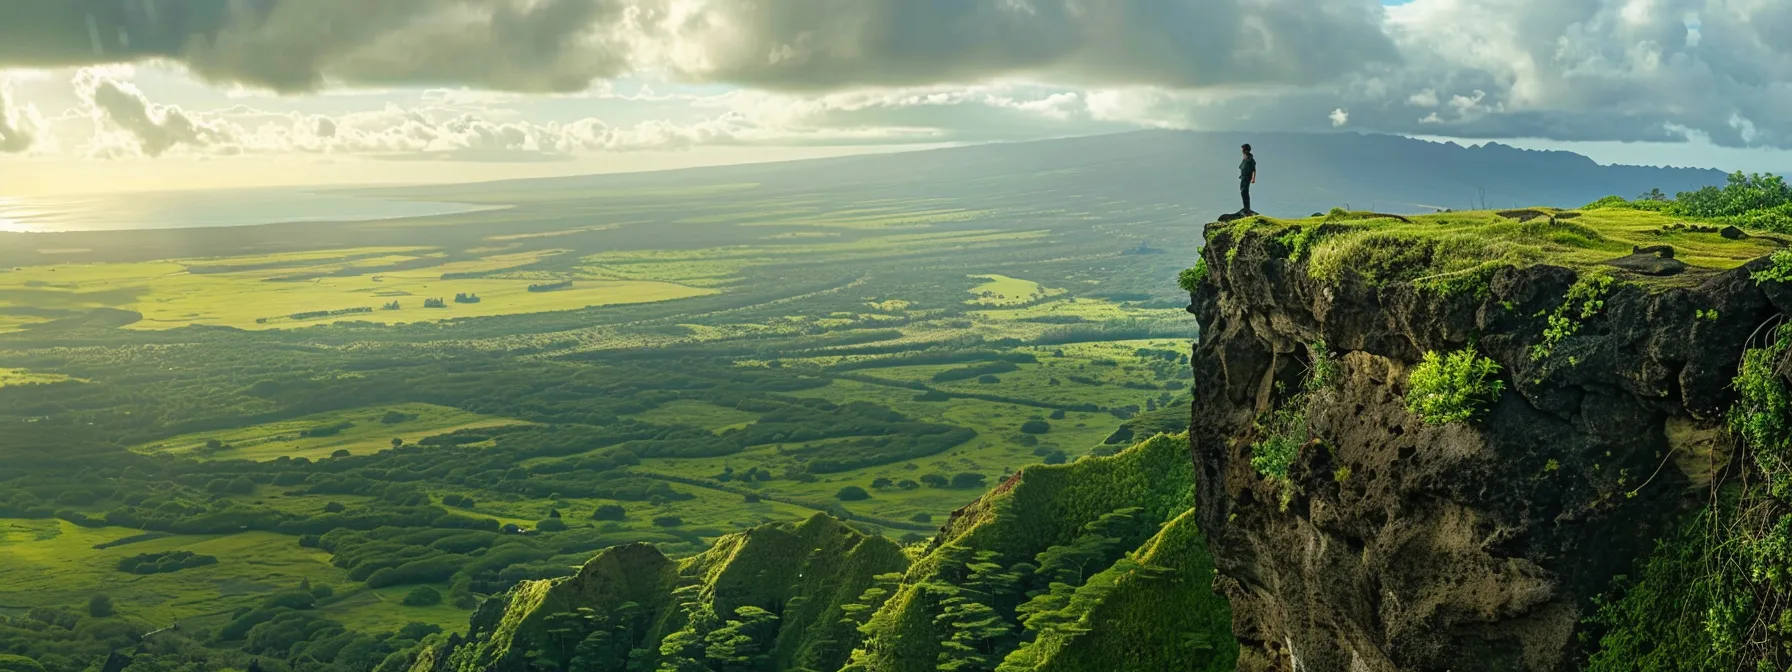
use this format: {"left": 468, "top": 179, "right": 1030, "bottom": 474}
{"left": 1404, "top": 348, "right": 1504, "bottom": 425}
{"left": 1593, "top": 324, "right": 1792, "bottom": 668}
{"left": 1730, "top": 325, "right": 1792, "bottom": 498}
{"left": 1752, "top": 249, "right": 1792, "bottom": 285}
{"left": 1178, "top": 259, "right": 1209, "bottom": 294}
{"left": 1531, "top": 273, "right": 1613, "bottom": 361}
{"left": 1586, "top": 499, "right": 1754, "bottom": 671}
{"left": 1248, "top": 399, "right": 1306, "bottom": 484}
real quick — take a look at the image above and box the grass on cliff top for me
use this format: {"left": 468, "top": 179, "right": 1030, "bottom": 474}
{"left": 1217, "top": 207, "right": 1781, "bottom": 292}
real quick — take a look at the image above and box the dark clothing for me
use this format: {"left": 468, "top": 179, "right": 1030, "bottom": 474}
{"left": 1239, "top": 154, "right": 1256, "bottom": 212}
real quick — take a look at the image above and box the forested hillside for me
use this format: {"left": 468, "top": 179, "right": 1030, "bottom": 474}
{"left": 398, "top": 434, "right": 1233, "bottom": 672}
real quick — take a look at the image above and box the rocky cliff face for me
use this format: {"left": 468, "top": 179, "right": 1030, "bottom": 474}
{"left": 1186, "top": 213, "right": 1789, "bottom": 671}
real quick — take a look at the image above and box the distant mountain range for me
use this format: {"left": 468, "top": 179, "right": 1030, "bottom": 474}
{"left": 395, "top": 130, "right": 1731, "bottom": 217}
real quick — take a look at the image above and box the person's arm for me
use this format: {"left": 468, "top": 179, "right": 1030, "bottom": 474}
{"left": 1251, "top": 167, "right": 1257, "bottom": 184}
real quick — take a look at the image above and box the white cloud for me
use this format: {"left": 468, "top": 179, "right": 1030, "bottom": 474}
{"left": 0, "top": 75, "right": 43, "bottom": 153}
{"left": 62, "top": 70, "right": 1046, "bottom": 160}
{"left": 9, "top": 0, "right": 1792, "bottom": 156}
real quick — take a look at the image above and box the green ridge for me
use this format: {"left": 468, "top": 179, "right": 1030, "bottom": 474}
{"left": 402, "top": 435, "right": 1232, "bottom": 672}
{"left": 1004, "top": 508, "right": 1235, "bottom": 672}
{"left": 846, "top": 433, "right": 1227, "bottom": 672}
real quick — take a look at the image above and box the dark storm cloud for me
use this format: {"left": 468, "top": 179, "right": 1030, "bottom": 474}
{"left": 1103, "top": 0, "right": 1792, "bottom": 149}
{"left": 0, "top": 0, "right": 638, "bottom": 93}
{"left": 666, "top": 0, "right": 1403, "bottom": 90}
{"left": 4, "top": 0, "right": 1792, "bottom": 151}
{"left": 0, "top": 0, "right": 1401, "bottom": 93}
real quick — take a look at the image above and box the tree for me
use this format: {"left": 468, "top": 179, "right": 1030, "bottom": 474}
{"left": 836, "top": 486, "right": 871, "bottom": 501}
{"left": 920, "top": 474, "right": 949, "bottom": 488}
{"left": 1019, "top": 420, "right": 1051, "bottom": 435}
{"left": 951, "top": 473, "right": 988, "bottom": 489}
{"left": 392, "top": 437, "right": 404, "bottom": 449}
{"left": 87, "top": 594, "right": 114, "bottom": 618}
{"left": 397, "top": 622, "right": 443, "bottom": 641}
{"left": 592, "top": 504, "right": 626, "bottom": 521}
{"left": 897, "top": 479, "right": 920, "bottom": 490}
{"left": 653, "top": 516, "right": 683, "bottom": 527}
{"left": 536, "top": 518, "right": 568, "bottom": 532}
{"left": 703, "top": 606, "right": 780, "bottom": 672}
{"left": 332, "top": 449, "right": 352, "bottom": 458}
{"left": 569, "top": 629, "right": 622, "bottom": 672}
{"left": 871, "top": 477, "right": 893, "bottom": 489}
{"left": 402, "top": 586, "right": 443, "bottom": 607}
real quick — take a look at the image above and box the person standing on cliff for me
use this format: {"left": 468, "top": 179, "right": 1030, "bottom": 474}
{"left": 1239, "top": 143, "right": 1258, "bottom": 216}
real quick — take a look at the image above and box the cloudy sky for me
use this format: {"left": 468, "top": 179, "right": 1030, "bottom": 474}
{"left": 0, "top": 0, "right": 1789, "bottom": 196}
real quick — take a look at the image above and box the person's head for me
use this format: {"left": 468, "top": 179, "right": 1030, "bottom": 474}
{"left": 1241, "top": 143, "right": 1252, "bottom": 156}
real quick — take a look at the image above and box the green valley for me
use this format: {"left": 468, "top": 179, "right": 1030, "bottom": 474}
{"left": 0, "top": 147, "right": 1201, "bottom": 672}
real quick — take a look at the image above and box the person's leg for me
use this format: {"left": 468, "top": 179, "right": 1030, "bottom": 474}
{"left": 1241, "top": 181, "right": 1251, "bottom": 213}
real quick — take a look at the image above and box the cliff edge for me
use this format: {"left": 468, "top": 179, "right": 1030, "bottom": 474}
{"left": 1185, "top": 206, "right": 1792, "bottom": 670}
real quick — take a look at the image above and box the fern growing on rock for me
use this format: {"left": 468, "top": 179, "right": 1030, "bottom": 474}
{"left": 1404, "top": 347, "right": 1505, "bottom": 425}
{"left": 1178, "top": 259, "right": 1209, "bottom": 294}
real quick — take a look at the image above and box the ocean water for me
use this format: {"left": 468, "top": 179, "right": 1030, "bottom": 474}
{"left": 0, "top": 188, "right": 504, "bottom": 233}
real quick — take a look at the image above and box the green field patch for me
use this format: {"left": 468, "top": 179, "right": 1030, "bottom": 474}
{"left": 132, "top": 403, "right": 533, "bottom": 461}
{"left": 0, "top": 520, "right": 360, "bottom": 625}
{"left": 631, "top": 400, "right": 761, "bottom": 433}
{"left": 744, "top": 207, "right": 997, "bottom": 230}
{"left": 178, "top": 247, "right": 434, "bottom": 271}
{"left": 579, "top": 229, "right": 1050, "bottom": 289}
{"left": 418, "top": 249, "right": 567, "bottom": 276}
{"left": 322, "top": 583, "right": 474, "bottom": 633}
{"left": 757, "top": 379, "right": 1125, "bottom": 521}
{"left": 972, "top": 297, "right": 1142, "bottom": 322}
{"left": 675, "top": 207, "right": 822, "bottom": 225}
{"left": 0, "top": 250, "right": 717, "bottom": 331}
{"left": 370, "top": 182, "right": 762, "bottom": 206}
{"left": 484, "top": 223, "right": 634, "bottom": 242}
{"left": 966, "top": 274, "right": 1064, "bottom": 306}
{"left": 0, "top": 368, "right": 74, "bottom": 388}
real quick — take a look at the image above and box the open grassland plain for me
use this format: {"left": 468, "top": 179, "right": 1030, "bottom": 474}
{"left": 0, "top": 367, "right": 73, "bottom": 388}
{"left": 0, "top": 519, "right": 468, "bottom": 632}
{"left": 1215, "top": 206, "right": 1784, "bottom": 294}
{"left": 0, "top": 247, "right": 714, "bottom": 332}
{"left": 132, "top": 403, "right": 534, "bottom": 461}
{"left": 965, "top": 273, "right": 1064, "bottom": 306}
